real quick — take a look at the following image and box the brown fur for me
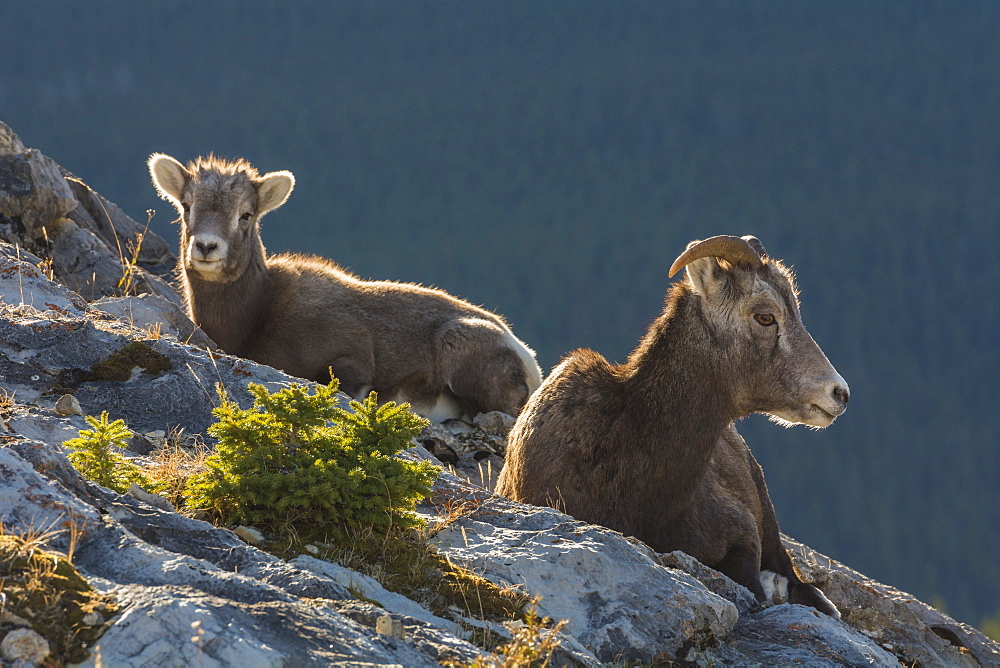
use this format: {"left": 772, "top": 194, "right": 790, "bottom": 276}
{"left": 496, "top": 239, "right": 848, "bottom": 616}
{"left": 149, "top": 153, "right": 542, "bottom": 421}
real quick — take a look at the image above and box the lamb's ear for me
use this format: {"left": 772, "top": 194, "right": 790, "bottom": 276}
{"left": 148, "top": 153, "right": 189, "bottom": 205}
{"left": 256, "top": 171, "right": 295, "bottom": 216}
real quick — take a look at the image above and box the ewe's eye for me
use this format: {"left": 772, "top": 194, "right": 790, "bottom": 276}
{"left": 754, "top": 313, "right": 776, "bottom": 327}
{"left": 239, "top": 213, "right": 252, "bottom": 223}
{"left": 181, "top": 202, "right": 190, "bottom": 214}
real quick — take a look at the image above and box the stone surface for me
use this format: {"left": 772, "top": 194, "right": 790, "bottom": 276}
{"left": 0, "top": 242, "right": 88, "bottom": 315}
{"left": 0, "top": 147, "right": 77, "bottom": 234}
{"left": 292, "top": 555, "right": 462, "bottom": 635}
{"left": 784, "top": 535, "right": 997, "bottom": 667}
{"left": 0, "top": 121, "right": 27, "bottom": 157}
{"left": 54, "top": 392, "right": 83, "bottom": 415}
{"left": 234, "top": 525, "right": 266, "bottom": 545}
{"left": 91, "top": 293, "right": 215, "bottom": 348}
{"left": 0, "top": 256, "right": 319, "bottom": 432}
{"left": 77, "top": 585, "right": 451, "bottom": 668}
{"left": 656, "top": 549, "right": 761, "bottom": 616}
{"left": 0, "top": 122, "right": 176, "bottom": 301}
{"left": 423, "top": 469, "right": 739, "bottom": 664}
{"left": 693, "top": 604, "right": 900, "bottom": 667}
{"left": 1, "top": 627, "right": 51, "bottom": 664}
{"left": 60, "top": 166, "right": 173, "bottom": 270}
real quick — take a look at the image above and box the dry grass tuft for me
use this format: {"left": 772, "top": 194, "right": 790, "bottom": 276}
{"left": 0, "top": 522, "right": 117, "bottom": 665}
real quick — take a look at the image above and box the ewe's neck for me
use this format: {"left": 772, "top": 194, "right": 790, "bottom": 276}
{"left": 621, "top": 288, "right": 733, "bottom": 514}
{"left": 183, "top": 256, "right": 271, "bottom": 356}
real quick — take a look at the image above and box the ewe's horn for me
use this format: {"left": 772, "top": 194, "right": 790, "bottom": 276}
{"left": 668, "top": 235, "right": 766, "bottom": 278}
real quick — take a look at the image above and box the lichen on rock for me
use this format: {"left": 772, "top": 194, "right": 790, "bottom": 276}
{"left": 89, "top": 340, "right": 173, "bottom": 381}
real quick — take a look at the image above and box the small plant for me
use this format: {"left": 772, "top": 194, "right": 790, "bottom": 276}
{"left": 145, "top": 431, "right": 211, "bottom": 509}
{"left": 0, "top": 523, "right": 118, "bottom": 664}
{"left": 310, "top": 524, "right": 527, "bottom": 642}
{"left": 447, "top": 599, "right": 567, "bottom": 668}
{"left": 185, "top": 379, "right": 439, "bottom": 540}
{"left": 64, "top": 412, "right": 152, "bottom": 494}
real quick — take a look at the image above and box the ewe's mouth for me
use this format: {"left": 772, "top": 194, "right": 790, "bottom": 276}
{"left": 810, "top": 404, "right": 840, "bottom": 421}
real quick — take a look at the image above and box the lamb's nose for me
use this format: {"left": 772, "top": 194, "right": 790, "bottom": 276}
{"left": 833, "top": 385, "right": 850, "bottom": 407}
{"left": 195, "top": 240, "right": 218, "bottom": 256}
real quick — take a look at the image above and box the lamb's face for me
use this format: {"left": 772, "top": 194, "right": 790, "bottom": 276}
{"left": 148, "top": 153, "right": 294, "bottom": 283}
{"left": 180, "top": 170, "right": 259, "bottom": 282}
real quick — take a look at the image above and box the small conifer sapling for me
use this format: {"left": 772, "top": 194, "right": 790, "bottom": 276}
{"left": 186, "top": 379, "right": 439, "bottom": 540}
{"left": 64, "top": 412, "right": 152, "bottom": 494}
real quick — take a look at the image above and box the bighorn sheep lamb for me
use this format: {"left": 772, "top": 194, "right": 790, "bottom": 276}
{"left": 496, "top": 235, "right": 848, "bottom": 616}
{"left": 148, "top": 153, "right": 542, "bottom": 421}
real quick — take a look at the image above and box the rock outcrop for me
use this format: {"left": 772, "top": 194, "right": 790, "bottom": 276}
{"left": 1, "top": 119, "right": 999, "bottom": 667}
{"left": 0, "top": 120, "right": 176, "bottom": 302}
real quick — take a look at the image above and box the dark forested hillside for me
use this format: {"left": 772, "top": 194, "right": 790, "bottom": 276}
{"left": 2, "top": 1, "right": 998, "bottom": 627}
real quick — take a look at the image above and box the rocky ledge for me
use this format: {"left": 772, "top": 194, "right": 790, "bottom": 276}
{"left": 1, "top": 120, "right": 999, "bottom": 667}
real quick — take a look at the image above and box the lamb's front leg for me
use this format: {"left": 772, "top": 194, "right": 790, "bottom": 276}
{"left": 321, "top": 356, "right": 374, "bottom": 399}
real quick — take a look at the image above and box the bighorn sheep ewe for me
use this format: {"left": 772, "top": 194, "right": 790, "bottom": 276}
{"left": 496, "top": 235, "right": 848, "bottom": 616}
{"left": 148, "top": 153, "right": 542, "bottom": 421}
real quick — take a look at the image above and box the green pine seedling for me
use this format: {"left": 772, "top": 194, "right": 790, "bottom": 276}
{"left": 64, "top": 412, "right": 152, "bottom": 494}
{"left": 186, "top": 379, "right": 439, "bottom": 540}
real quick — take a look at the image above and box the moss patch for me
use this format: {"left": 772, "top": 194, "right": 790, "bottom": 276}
{"left": 0, "top": 531, "right": 118, "bottom": 665}
{"left": 90, "top": 341, "right": 172, "bottom": 382}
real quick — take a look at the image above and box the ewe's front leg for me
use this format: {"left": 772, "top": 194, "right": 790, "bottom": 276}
{"left": 715, "top": 543, "right": 768, "bottom": 603}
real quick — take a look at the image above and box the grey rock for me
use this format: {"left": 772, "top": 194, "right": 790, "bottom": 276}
{"left": 91, "top": 293, "right": 215, "bottom": 348}
{"left": 0, "top": 123, "right": 177, "bottom": 302}
{"left": 128, "top": 482, "right": 174, "bottom": 511}
{"left": 0, "top": 148, "right": 77, "bottom": 235}
{"left": 784, "top": 535, "right": 997, "bottom": 667}
{"left": 0, "top": 120, "right": 27, "bottom": 157}
{"left": 80, "top": 585, "right": 448, "bottom": 668}
{"left": 54, "top": 392, "right": 82, "bottom": 415}
{"left": 418, "top": 420, "right": 506, "bottom": 491}
{"left": 656, "top": 549, "right": 760, "bottom": 616}
{"left": 60, "top": 166, "right": 173, "bottom": 270}
{"left": 472, "top": 410, "right": 516, "bottom": 439}
{"left": 0, "top": 272, "right": 319, "bottom": 434}
{"left": 1, "top": 627, "right": 50, "bottom": 665}
{"left": 423, "top": 471, "right": 738, "bottom": 664}
{"left": 693, "top": 604, "right": 900, "bottom": 667}
{"left": 292, "top": 555, "right": 462, "bottom": 635}
{"left": 45, "top": 217, "right": 176, "bottom": 301}
{"left": 0, "top": 242, "right": 89, "bottom": 315}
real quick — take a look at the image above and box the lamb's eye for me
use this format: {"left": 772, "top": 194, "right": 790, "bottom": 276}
{"left": 181, "top": 202, "right": 190, "bottom": 214}
{"left": 754, "top": 313, "right": 776, "bottom": 326}
{"left": 239, "top": 213, "right": 252, "bottom": 223}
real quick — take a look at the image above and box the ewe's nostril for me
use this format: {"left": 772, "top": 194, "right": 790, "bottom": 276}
{"left": 833, "top": 386, "right": 849, "bottom": 406}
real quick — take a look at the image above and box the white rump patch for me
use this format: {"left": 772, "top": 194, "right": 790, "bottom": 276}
{"left": 760, "top": 570, "right": 789, "bottom": 603}
{"left": 502, "top": 330, "right": 543, "bottom": 394}
{"left": 401, "top": 392, "right": 464, "bottom": 424}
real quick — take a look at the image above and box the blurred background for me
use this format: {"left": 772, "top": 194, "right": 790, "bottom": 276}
{"left": 2, "top": 1, "right": 997, "bottom": 630}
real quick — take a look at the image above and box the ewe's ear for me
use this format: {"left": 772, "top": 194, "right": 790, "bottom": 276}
{"left": 148, "top": 153, "right": 189, "bottom": 205}
{"left": 686, "top": 256, "right": 755, "bottom": 299}
{"left": 685, "top": 256, "right": 731, "bottom": 298}
{"left": 256, "top": 171, "right": 295, "bottom": 217}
